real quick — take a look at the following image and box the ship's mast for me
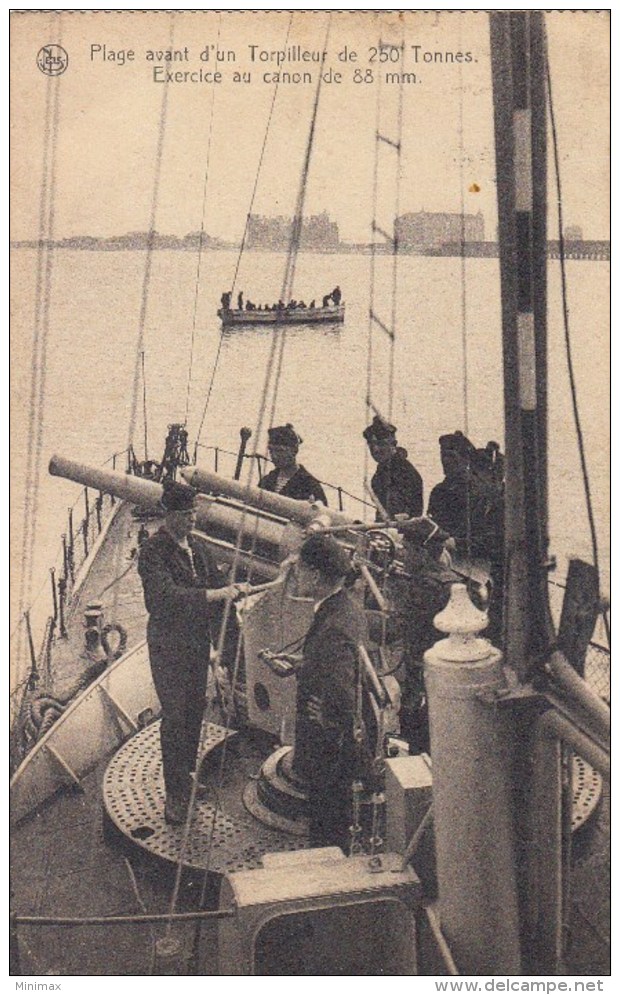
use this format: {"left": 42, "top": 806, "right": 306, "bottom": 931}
{"left": 490, "top": 12, "right": 555, "bottom": 680}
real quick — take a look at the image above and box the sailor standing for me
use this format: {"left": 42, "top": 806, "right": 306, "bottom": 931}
{"left": 292, "top": 535, "right": 375, "bottom": 852}
{"left": 363, "top": 415, "right": 424, "bottom": 520}
{"left": 138, "top": 480, "right": 247, "bottom": 824}
{"left": 259, "top": 424, "right": 328, "bottom": 505}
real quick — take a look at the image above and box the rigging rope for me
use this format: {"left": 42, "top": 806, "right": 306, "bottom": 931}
{"left": 364, "top": 16, "right": 406, "bottom": 522}
{"left": 167, "top": 13, "right": 333, "bottom": 934}
{"left": 268, "top": 14, "right": 333, "bottom": 427}
{"left": 183, "top": 11, "right": 223, "bottom": 427}
{"left": 457, "top": 44, "right": 473, "bottom": 559}
{"left": 110, "top": 13, "right": 176, "bottom": 632}
{"left": 141, "top": 350, "right": 148, "bottom": 460}
{"left": 387, "top": 34, "right": 406, "bottom": 421}
{"left": 125, "top": 15, "right": 176, "bottom": 459}
{"left": 544, "top": 31, "right": 609, "bottom": 647}
{"left": 16, "top": 13, "right": 63, "bottom": 684}
{"left": 193, "top": 13, "right": 294, "bottom": 452}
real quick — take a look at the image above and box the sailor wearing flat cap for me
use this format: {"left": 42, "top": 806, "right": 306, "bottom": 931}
{"left": 363, "top": 415, "right": 423, "bottom": 520}
{"left": 258, "top": 423, "right": 328, "bottom": 505}
{"left": 292, "top": 534, "right": 376, "bottom": 851}
{"left": 138, "top": 479, "right": 249, "bottom": 825}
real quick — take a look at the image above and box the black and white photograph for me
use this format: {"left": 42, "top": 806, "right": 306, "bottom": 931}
{"left": 10, "top": 9, "right": 610, "bottom": 980}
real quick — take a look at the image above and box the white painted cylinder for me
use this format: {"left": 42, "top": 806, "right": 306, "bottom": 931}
{"left": 424, "top": 584, "right": 521, "bottom": 975}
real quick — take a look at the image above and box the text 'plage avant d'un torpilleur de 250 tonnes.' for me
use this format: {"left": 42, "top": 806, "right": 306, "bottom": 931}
{"left": 88, "top": 42, "right": 478, "bottom": 86}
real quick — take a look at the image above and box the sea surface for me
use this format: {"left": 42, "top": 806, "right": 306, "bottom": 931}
{"left": 10, "top": 248, "right": 610, "bottom": 664}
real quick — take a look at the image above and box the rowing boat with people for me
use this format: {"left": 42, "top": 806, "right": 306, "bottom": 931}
{"left": 217, "top": 302, "right": 345, "bottom": 327}
{"left": 10, "top": 10, "right": 610, "bottom": 978}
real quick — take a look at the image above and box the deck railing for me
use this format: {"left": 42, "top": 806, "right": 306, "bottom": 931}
{"left": 11, "top": 443, "right": 610, "bottom": 728}
{"left": 10, "top": 450, "right": 130, "bottom": 732}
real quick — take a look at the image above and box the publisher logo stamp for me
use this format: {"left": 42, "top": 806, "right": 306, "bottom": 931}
{"left": 37, "top": 45, "right": 69, "bottom": 76}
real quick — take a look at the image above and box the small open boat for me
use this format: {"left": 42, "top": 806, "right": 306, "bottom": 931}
{"left": 217, "top": 303, "right": 345, "bottom": 328}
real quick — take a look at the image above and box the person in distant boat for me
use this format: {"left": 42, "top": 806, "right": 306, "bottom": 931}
{"left": 237, "top": 291, "right": 244, "bottom": 311}
{"left": 322, "top": 293, "right": 332, "bottom": 308}
{"left": 331, "top": 286, "right": 342, "bottom": 305}
{"left": 138, "top": 480, "right": 249, "bottom": 825}
{"left": 363, "top": 415, "right": 424, "bottom": 520}
{"left": 259, "top": 423, "right": 328, "bottom": 505}
{"left": 291, "top": 534, "right": 377, "bottom": 851}
{"left": 220, "top": 291, "right": 232, "bottom": 311}
{"left": 309, "top": 299, "right": 316, "bottom": 309}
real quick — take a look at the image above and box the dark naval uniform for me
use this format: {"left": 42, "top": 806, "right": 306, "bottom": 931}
{"left": 371, "top": 448, "right": 423, "bottom": 519}
{"left": 258, "top": 464, "right": 328, "bottom": 505}
{"left": 428, "top": 478, "right": 504, "bottom": 564}
{"left": 138, "top": 528, "right": 226, "bottom": 803}
{"left": 294, "top": 588, "right": 370, "bottom": 850}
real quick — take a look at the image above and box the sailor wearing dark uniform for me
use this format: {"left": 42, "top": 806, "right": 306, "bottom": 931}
{"left": 258, "top": 424, "right": 328, "bottom": 505}
{"left": 427, "top": 431, "right": 504, "bottom": 562}
{"left": 138, "top": 480, "right": 247, "bottom": 824}
{"left": 428, "top": 431, "right": 505, "bottom": 642}
{"left": 292, "top": 534, "right": 373, "bottom": 851}
{"left": 363, "top": 415, "right": 423, "bottom": 520}
{"left": 396, "top": 518, "right": 458, "bottom": 753}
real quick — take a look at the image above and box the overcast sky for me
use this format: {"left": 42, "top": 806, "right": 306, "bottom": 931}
{"left": 11, "top": 10, "right": 609, "bottom": 243}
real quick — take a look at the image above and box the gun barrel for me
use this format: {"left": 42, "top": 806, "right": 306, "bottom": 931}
{"left": 49, "top": 455, "right": 162, "bottom": 508}
{"left": 181, "top": 465, "right": 353, "bottom": 528}
{"left": 49, "top": 455, "right": 291, "bottom": 558}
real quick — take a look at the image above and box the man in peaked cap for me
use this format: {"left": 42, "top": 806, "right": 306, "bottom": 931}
{"left": 258, "top": 423, "right": 328, "bottom": 505}
{"left": 138, "top": 479, "right": 249, "bottom": 824}
{"left": 291, "top": 534, "right": 376, "bottom": 851}
{"left": 363, "top": 415, "right": 423, "bottom": 520}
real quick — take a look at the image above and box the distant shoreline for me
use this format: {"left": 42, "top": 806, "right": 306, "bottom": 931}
{"left": 10, "top": 238, "right": 610, "bottom": 260}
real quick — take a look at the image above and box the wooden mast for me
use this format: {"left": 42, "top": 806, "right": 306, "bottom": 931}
{"left": 490, "top": 12, "right": 555, "bottom": 681}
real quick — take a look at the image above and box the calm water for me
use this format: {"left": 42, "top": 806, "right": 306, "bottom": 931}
{"left": 11, "top": 248, "right": 610, "bottom": 653}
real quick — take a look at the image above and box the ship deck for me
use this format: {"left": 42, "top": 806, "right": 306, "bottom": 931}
{"left": 50, "top": 501, "right": 151, "bottom": 700}
{"left": 10, "top": 501, "right": 611, "bottom": 976}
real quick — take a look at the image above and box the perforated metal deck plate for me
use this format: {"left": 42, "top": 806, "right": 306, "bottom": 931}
{"left": 103, "top": 721, "right": 309, "bottom": 874}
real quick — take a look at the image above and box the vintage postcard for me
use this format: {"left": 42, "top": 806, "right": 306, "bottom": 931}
{"left": 10, "top": 9, "right": 609, "bottom": 981}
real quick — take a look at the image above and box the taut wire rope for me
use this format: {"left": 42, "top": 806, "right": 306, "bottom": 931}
{"left": 16, "top": 12, "right": 63, "bottom": 694}
{"left": 125, "top": 14, "right": 176, "bottom": 460}
{"left": 364, "top": 15, "right": 406, "bottom": 525}
{"left": 141, "top": 351, "right": 148, "bottom": 460}
{"left": 108, "top": 13, "right": 176, "bottom": 632}
{"left": 458, "top": 28, "right": 473, "bottom": 560}
{"left": 166, "top": 13, "right": 333, "bottom": 938}
{"left": 268, "top": 13, "right": 333, "bottom": 427}
{"left": 193, "top": 13, "right": 294, "bottom": 454}
{"left": 544, "top": 31, "right": 609, "bottom": 647}
{"left": 183, "top": 11, "right": 223, "bottom": 428}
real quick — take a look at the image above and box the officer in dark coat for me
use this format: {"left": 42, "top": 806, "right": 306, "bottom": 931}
{"left": 363, "top": 415, "right": 423, "bottom": 520}
{"left": 138, "top": 480, "right": 247, "bottom": 824}
{"left": 259, "top": 423, "right": 328, "bottom": 505}
{"left": 292, "top": 534, "right": 374, "bottom": 851}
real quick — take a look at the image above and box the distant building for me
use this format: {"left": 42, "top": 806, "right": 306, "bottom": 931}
{"left": 395, "top": 210, "right": 485, "bottom": 252}
{"left": 564, "top": 225, "right": 583, "bottom": 241}
{"left": 247, "top": 212, "right": 340, "bottom": 251}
